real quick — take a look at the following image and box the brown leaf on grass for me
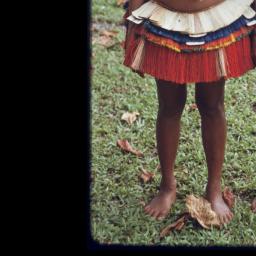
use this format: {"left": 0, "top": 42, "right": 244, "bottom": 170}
{"left": 100, "top": 30, "right": 119, "bottom": 38}
{"left": 186, "top": 195, "right": 221, "bottom": 229}
{"left": 117, "top": 0, "right": 127, "bottom": 6}
{"left": 139, "top": 168, "right": 155, "bottom": 183}
{"left": 222, "top": 187, "right": 235, "bottom": 209}
{"left": 252, "top": 198, "right": 256, "bottom": 213}
{"left": 94, "top": 35, "right": 114, "bottom": 47}
{"left": 121, "top": 111, "right": 140, "bottom": 125}
{"left": 117, "top": 139, "right": 143, "bottom": 157}
{"left": 94, "top": 30, "right": 119, "bottom": 48}
{"left": 160, "top": 213, "right": 190, "bottom": 238}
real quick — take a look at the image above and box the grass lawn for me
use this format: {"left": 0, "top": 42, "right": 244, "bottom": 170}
{"left": 91, "top": 0, "right": 256, "bottom": 246}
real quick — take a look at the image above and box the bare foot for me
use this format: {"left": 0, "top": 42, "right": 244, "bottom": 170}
{"left": 206, "top": 187, "right": 233, "bottom": 225}
{"left": 144, "top": 181, "right": 176, "bottom": 220}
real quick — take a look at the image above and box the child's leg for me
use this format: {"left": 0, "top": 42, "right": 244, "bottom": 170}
{"left": 144, "top": 79, "right": 187, "bottom": 220}
{"left": 195, "top": 79, "right": 233, "bottom": 224}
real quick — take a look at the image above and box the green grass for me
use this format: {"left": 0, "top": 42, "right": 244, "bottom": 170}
{"left": 91, "top": 0, "right": 256, "bottom": 246}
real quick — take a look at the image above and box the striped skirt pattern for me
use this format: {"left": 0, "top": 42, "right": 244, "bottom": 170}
{"left": 123, "top": 0, "right": 256, "bottom": 84}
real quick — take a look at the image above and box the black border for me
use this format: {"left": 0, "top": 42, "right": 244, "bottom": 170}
{"left": 81, "top": 0, "right": 92, "bottom": 252}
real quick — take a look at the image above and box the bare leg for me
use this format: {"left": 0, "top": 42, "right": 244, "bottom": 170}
{"left": 195, "top": 79, "right": 233, "bottom": 224}
{"left": 144, "top": 79, "right": 187, "bottom": 220}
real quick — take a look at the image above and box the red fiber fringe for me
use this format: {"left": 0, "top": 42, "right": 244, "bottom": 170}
{"left": 124, "top": 27, "right": 255, "bottom": 84}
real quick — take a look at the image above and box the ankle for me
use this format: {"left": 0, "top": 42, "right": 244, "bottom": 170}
{"left": 206, "top": 184, "right": 222, "bottom": 200}
{"left": 206, "top": 182, "right": 221, "bottom": 192}
{"left": 160, "top": 177, "right": 176, "bottom": 192}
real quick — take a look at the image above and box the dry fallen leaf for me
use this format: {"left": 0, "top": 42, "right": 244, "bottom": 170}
{"left": 100, "top": 30, "right": 118, "bottom": 38}
{"left": 222, "top": 187, "right": 235, "bottom": 209}
{"left": 117, "top": 0, "right": 128, "bottom": 6}
{"left": 252, "top": 198, "right": 256, "bottom": 213}
{"left": 93, "top": 29, "right": 119, "bottom": 48}
{"left": 121, "top": 111, "right": 140, "bottom": 125}
{"left": 175, "top": 221, "right": 185, "bottom": 230}
{"left": 117, "top": 139, "right": 143, "bottom": 157}
{"left": 160, "top": 213, "right": 190, "bottom": 238}
{"left": 93, "top": 35, "right": 114, "bottom": 47}
{"left": 139, "top": 168, "right": 155, "bottom": 183}
{"left": 186, "top": 195, "right": 221, "bottom": 229}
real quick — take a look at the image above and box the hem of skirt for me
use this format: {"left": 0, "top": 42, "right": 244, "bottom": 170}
{"left": 123, "top": 61, "right": 256, "bottom": 84}
{"left": 123, "top": 34, "right": 255, "bottom": 84}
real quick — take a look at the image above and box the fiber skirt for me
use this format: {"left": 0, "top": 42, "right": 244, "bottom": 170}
{"left": 123, "top": 0, "right": 256, "bottom": 84}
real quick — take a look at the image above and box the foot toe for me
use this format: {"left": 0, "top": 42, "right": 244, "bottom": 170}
{"left": 219, "top": 216, "right": 225, "bottom": 225}
{"left": 148, "top": 209, "right": 155, "bottom": 216}
{"left": 227, "top": 213, "right": 232, "bottom": 222}
{"left": 157, "top": 212, "right": 167, "bottom": 220}
{"left": 144, "top": 206, "right": 150, "bottom": 213}
{"left": 223, "top": 215, "right": 229, "bottom": 224}
{"left": 157, "top": 216, "right": 164, "bottom": 221}
{"left": 145, "top": 207, "right": 153, "bottom": 216}
{"left": 156, "top": 211, "right": 165, "bottom": 219}
{"left": 152, "top": 211, "right": 160, "bottom": 219}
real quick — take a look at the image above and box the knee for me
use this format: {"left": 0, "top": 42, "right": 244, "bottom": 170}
{"left": 196, "top": 99, "right": 225, "bottom": 118}
{"left": 158, "top": 101, "right": 185, "bottom": 118}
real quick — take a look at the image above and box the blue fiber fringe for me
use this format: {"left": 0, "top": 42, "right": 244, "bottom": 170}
{"left": 143, "top": 15, "right": 256, "bottom": 44}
